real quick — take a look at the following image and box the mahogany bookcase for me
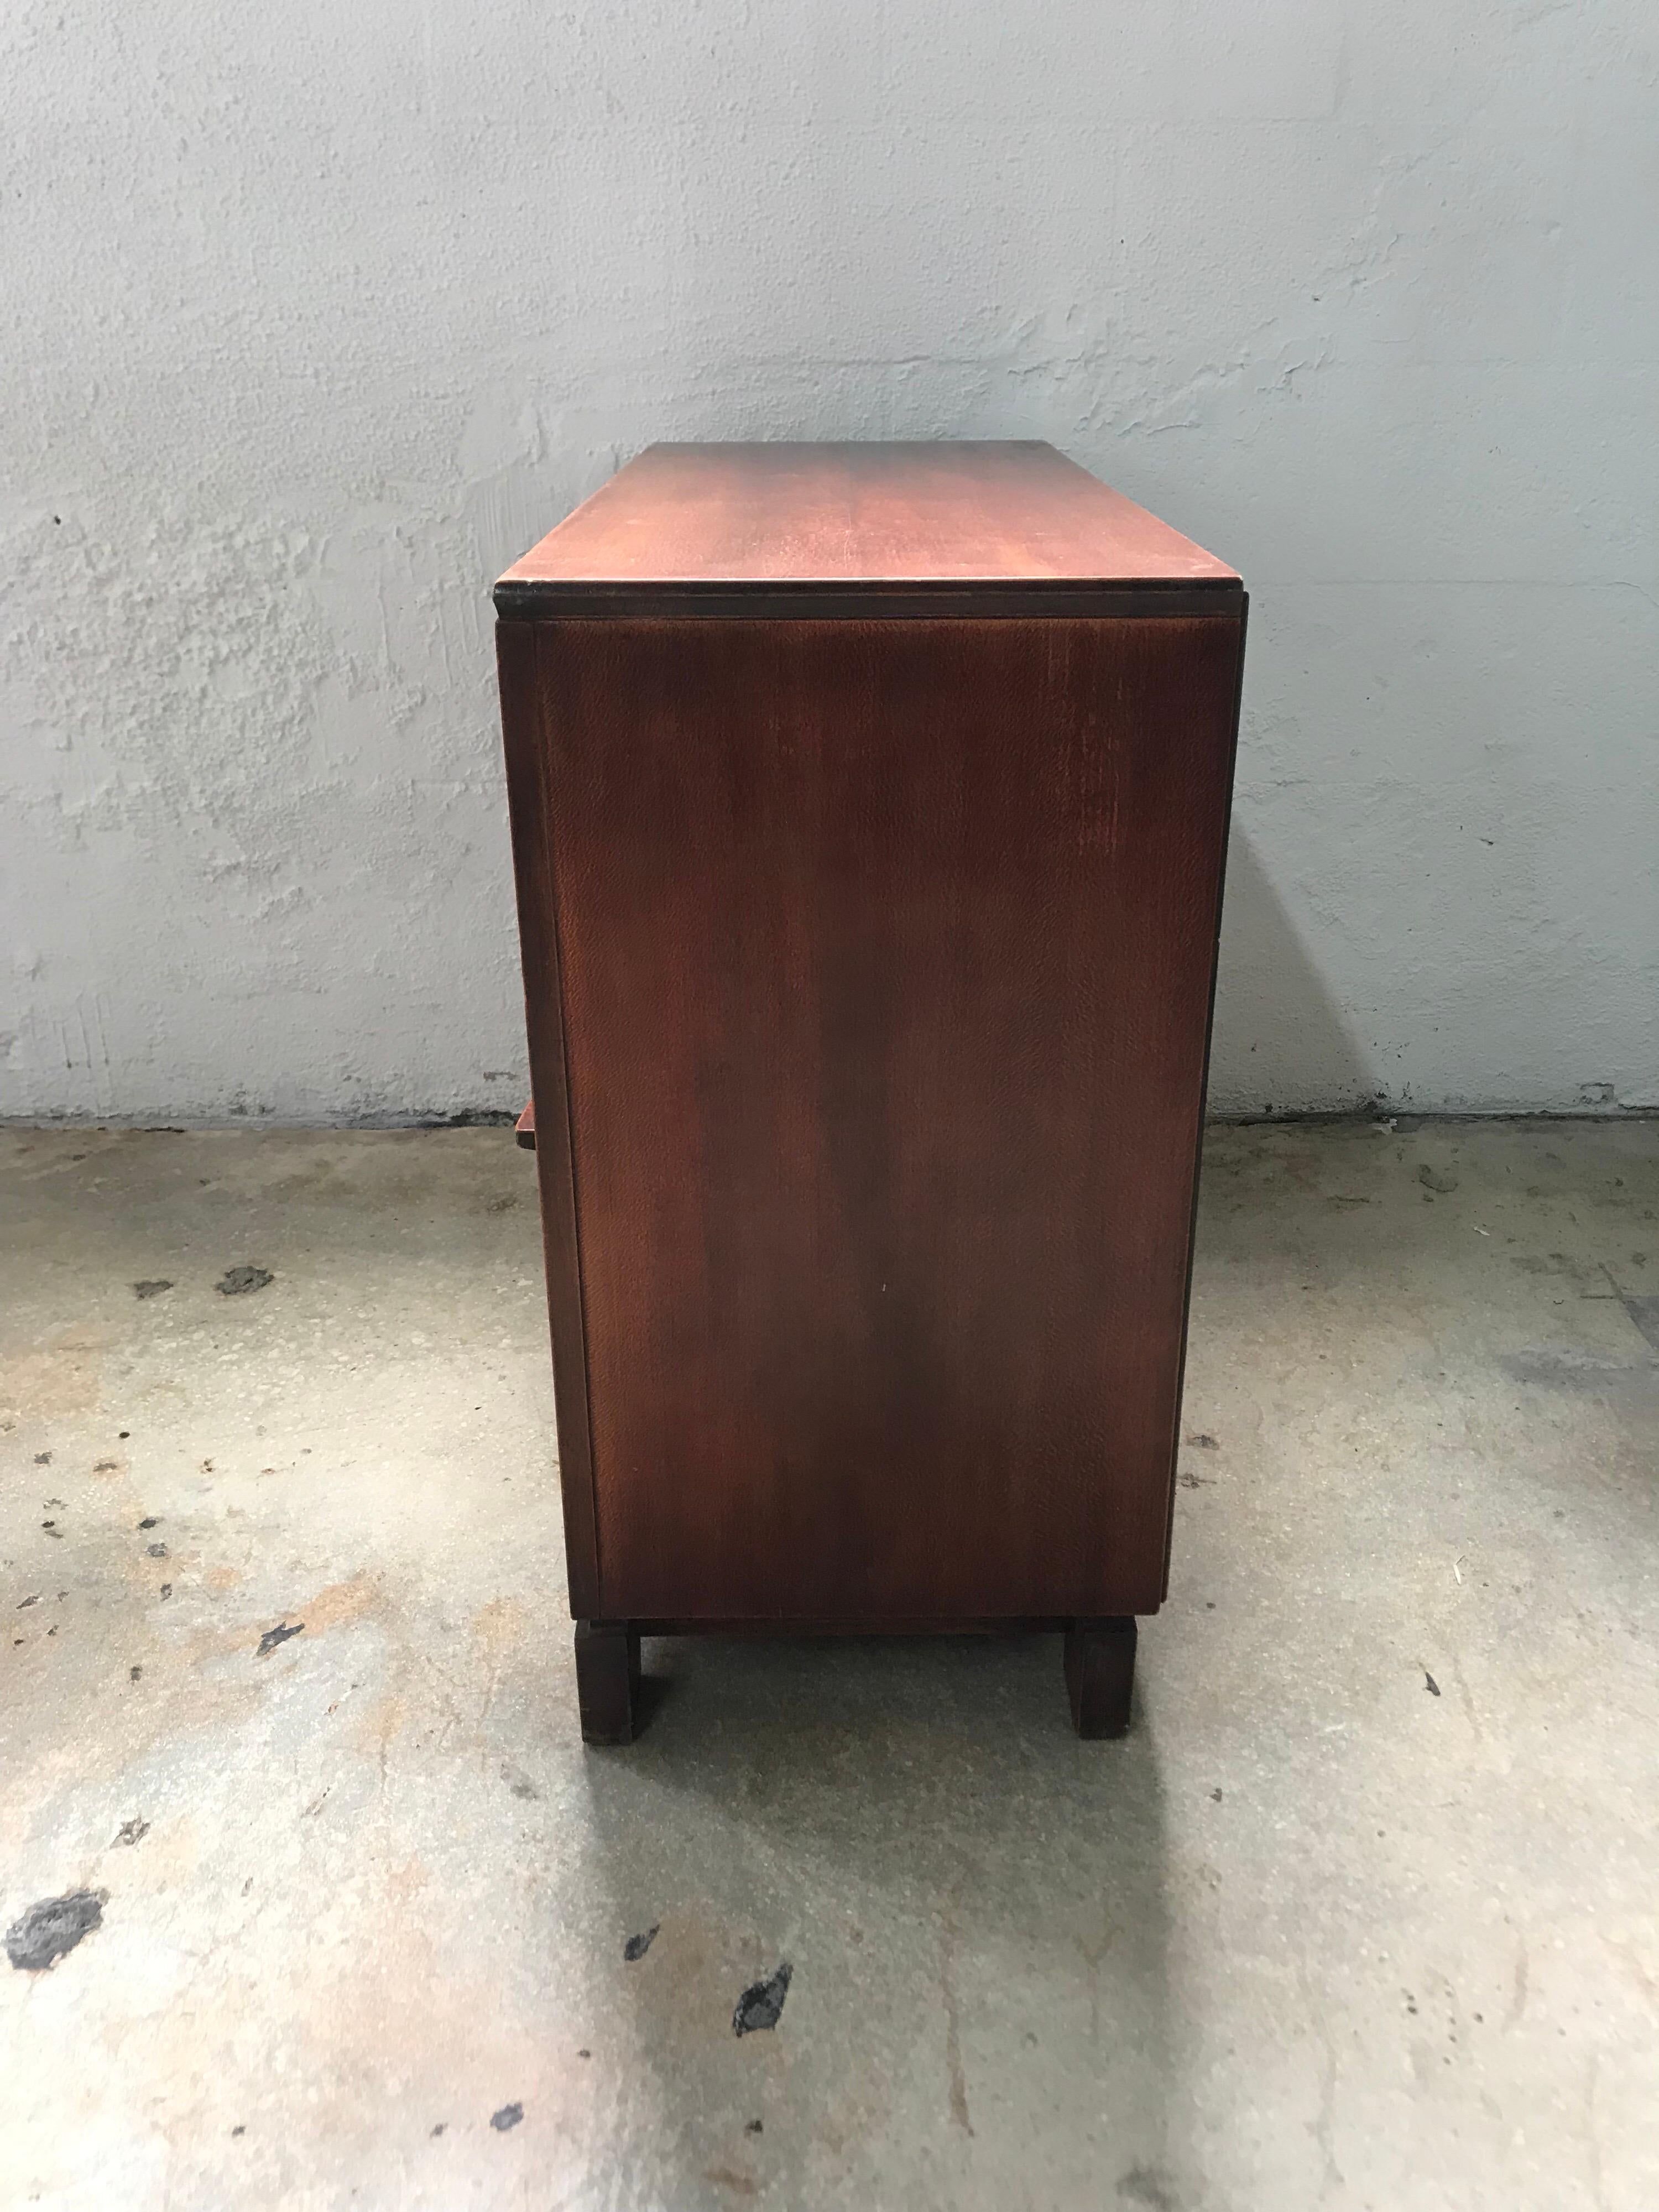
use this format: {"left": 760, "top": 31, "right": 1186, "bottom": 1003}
{"left": 495, "top": 442, "right": 1245, "bottom": 1742}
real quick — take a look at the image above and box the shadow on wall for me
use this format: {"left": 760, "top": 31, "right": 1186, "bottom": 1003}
{"left": 1207, "top": 830, "right": 1376, "bottom": 1118}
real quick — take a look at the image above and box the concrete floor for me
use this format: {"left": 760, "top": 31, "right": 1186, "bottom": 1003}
{"left": 1, "top": 1120, "right": 1656, "bottom": 2211}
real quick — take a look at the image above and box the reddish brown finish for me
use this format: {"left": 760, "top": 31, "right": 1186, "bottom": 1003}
{"left": 497, "top": 441, "right": 1238, "bottom": 619}
{"left": 495, "top": 443, "right": 1244, "bottom": 1733}
{"left": 515, "top": 1100, "right": 536, "bottom": 1150}
{"left": 531, "top": 612, "right": 1239, "bottom": 1623}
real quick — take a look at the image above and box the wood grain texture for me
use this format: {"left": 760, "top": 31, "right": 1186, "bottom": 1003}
{"left": 496, "top": 442, "right": 1240, "bottom": 622}
{"left": 522, "top": 611, "right": 1243, "bottom": 1624}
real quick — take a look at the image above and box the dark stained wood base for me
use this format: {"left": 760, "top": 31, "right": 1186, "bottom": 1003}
{"left": 573, "top": 1621, "right": 640, "bottom": 1745}
{"left": 1064, "top": 1617, "right": 1138, "bottom": 1739}
{"left": 571, "top": 1619, "right": 1140, "bottom": 1743}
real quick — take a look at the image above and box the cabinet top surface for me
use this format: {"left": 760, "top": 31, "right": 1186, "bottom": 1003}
{"left": 497, "top": 442, "right": 1238, "bottom": 607}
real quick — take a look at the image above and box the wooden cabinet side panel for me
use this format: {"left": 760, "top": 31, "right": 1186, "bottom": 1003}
{"left": 538, "top": 614, "right": 1241, "bottom": 1623}
{"left": 495, "top": 618, "right": 600, "bottom": 1616}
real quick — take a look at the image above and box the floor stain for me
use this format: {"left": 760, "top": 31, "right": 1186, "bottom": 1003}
{"left": 3, "top": 1328, "right": 107, "bottom": 1416}
{"left": 733, "top": 1963, "right": 792, "bottom": 2036}
{"left": 112, "top": 1818, "right": 149, "bottom": 1847}
{"left": 489, "top": 2102, "right": 523, "bottom": 2132}
{"left": 6, "top": 1890, "right": 106, "bottom": 1972}
{"left": 257, "top": 1621, "right": 305, "bottom": 1657}
{"left": 133, "top": 1280, "right": 173, "bottom": 1299}
{"left": 624, "top": 1924, "right": 659, "bottom": 1961}
{"left": 703, "top": 2166, "right": 758, "bottom": 2197}
{"left": 296, "top": 1571, "right": 380, "bottom": 1635}
{"left": 1502, "top": 1348, "right": 1656, "bottom": 1397}
{"left": 216, "top": 1266, "right": 274, "bottom": 1296}
{"left": 1117, "top": 2166, "right": 1177, "bottom": 2210}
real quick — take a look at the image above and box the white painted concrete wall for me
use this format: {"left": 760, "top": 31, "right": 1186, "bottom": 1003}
{"left": 4, "top": 0, "right": 1655, "bottom": 1121}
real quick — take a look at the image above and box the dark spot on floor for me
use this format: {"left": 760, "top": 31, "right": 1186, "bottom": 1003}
{"left": 1185, "top": 1433, "right": 1219, "bottom": 1449}
{"left": 431, "top": 2123, "right": 446, "bottom": 2138}
{"left": 500, "top": 1763, "right": 541, "bottom": 1801}
{"left": 6, "top": 1890, "right": 106, "bottom": 1971}
{"left": 129, "top": 1665, "right": 143, "bottom": 1681}
{"left": 745, "top": 2119, "right": 763, "bottom": 2135}
{"left": 257, "top": 1620, "right": 304, "bottom": 1656}
{"left": 134, "top": 1280, "right": 173, "bottom": 1300}
{"left": 94, "top": 1459, "right": 117, "bottom": 1472}
{"left": 217, "top": 1266, "right": 274, "bottom": 1296}
{"left": 231, "top": 2125, "right": 245, "bottom": 2137}
{"left": 33, "top": 1452, "right": 51, "bottom": 1465}
{"left": 139, "top": 1517, "right": 159, "bottom": 1530}
{"left": 624, "top": 1924, "right": 659, "bottom": 1961}
{"left": 1211, "top": 1788, "right": 1223, "bottom": 1802}
{"left": 1418, "top": 1164, "right": 1459, "bottom": 1194}
{"left": 1117, "top": 2165, "right": 1177, "bottom": 2210}
{"left": 491, "top": 2103, "right": 523, "bottom": 2131}
{"left": 159, "top": 1583, "right": 173, "bottom": 1600}
{"left": 1177, "top": 1472, "right": 1213, "bottom": 1489}
{"left": 578, "top": 2048, "right": 591, "bottom": 2059}
{"left": 147, "top": 1542, "right": 169, "bottom": 1558}
{"left": 113, "top": 1818, "right": 149, "bottom": 1847}
{"left": 733, "top": 1963, "right": 792, "bottom": 2036}
{"left": 1425, "top": 1671, "right": 1441, "bottom": 1696}
{"left": 18, "top": 1595, "right": 39, "bottom": 1610}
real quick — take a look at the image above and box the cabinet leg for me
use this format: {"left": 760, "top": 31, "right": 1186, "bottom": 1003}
{"left": 573, "top": 1621, "right": 640, "bottom": 1745}
{"left": 1065, "top": 1617, "right": 1136, "bottom": 1739}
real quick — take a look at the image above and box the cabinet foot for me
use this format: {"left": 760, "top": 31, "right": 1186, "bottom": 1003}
{"left": 1065, "top": 1616, "right": 1136, "bottom": 1739}
{"left": 573, "top": 1621, "right": 640, "bottom": 1745}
